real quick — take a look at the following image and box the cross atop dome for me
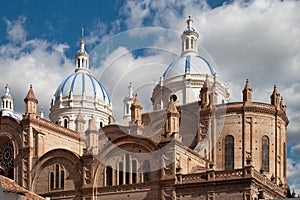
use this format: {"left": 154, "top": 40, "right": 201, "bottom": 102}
{"left": 75, "top": 26, "right": 90, "bottom": 73}
{"left": 80, "top": 26, "right": 85, "bottom": 53}
{"left": 181, "top": 15, "right": 199, "bottom": 56}
{"left": 186, "top": 15, "right": 194, "bottom": 31}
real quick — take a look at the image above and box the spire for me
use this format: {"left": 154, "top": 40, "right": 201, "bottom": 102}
{"left": 280, "top": 97, "right": 287, "bottom": 112}
{"left": 24, "top": 85, "right": 38, "bottom": 103}
{"left": 1, "top": 84, "right": 14, "bottom": 112}
{"left": 75, "top": 110, "right": 85, "bottom": 123}
{"left": 86, "top": 117, "right": 98, "bottom": 155}
{"left": 75, "top": 26, "right": 90, "bottom": 73}
{"left": 167, "top": 95, "right": 180, "bottom": 115}
{"left": 181, "top": 15, "right": 199, "bottom": 56}
{"left": 130, "top": 93, "right": 143, "bottom": 125}
{"left": 200, "top": 75, "right": 211, "bottom": 108}
{"left": 80, "top": 26, "right": 85, "bottom": 52}
{"left": 24, "top": 85, "right": 38, "bottom": 118}
{"left": 242, "top": 79, "right": 253, "bottom": 102}
{"left": 165, "top": 95, "right": 180, "bottom": 135}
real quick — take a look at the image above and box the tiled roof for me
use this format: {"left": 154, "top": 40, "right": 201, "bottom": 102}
{"left": 0, "top": 175, "right": 45, "bottom": 200}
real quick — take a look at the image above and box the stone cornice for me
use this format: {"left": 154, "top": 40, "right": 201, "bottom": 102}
{"left": 198, "top": 102, "right": 289, "bottom": 125}
{"left": 21, "top": 116, "right": 79, "bottom": 140}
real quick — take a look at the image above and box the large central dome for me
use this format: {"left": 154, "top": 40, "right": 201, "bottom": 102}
{"left": 54, "top": 71, "right": 110, "bottom": 104}
{"left": 151, "top": 16, "right": 229, "bottom": 110}
{"left": 163, "top": 55, "right": 216, "bottom": 79}
{"left": 50, "top": 28, "right": 112, "bottom": 131}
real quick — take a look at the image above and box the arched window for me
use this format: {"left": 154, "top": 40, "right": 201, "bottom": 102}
{"left": 49, "top": 164, "right": 65, "bottom": 190}
{"left": 77, "top": 59, "right": 80, "bottom": 68}
{"left": 132, "top": 160, "right": 137, "bottom": 184}
{"left": 185, "top": 38, "right": 189, "bottom": 50}
{"left": 225, "top": 135, "right": 234, "bottom": 170}
{"left": 100, "top": 122, "right": 103, "bottom": 128}
{"left": 60, "top": 170, "right": 65, "bottom": 188}
{"left": 55, "top": 164, "right": 60, "bottom": 188}
{"left": 64, "top": 118, "right": 68, "bottom": 128}
{"left": 143, "top": 160, "right": 151, "bottom": 182}
{"left": 191, "top": 38, "right": 194, "bottom": 49}
{"left": 118, "top": 162, "right": 123, "bottom": 185}
{"left": 125, "top": 154, "right": 130, "bottom": 184}
{"left": 262, "top": 136, "right": 269, "bottom": 172}
{"left": 106, "top": 166, "right": 113, "bottom": 186}
{"left": 50, "top": 172, "right": 54, "bottom": 190}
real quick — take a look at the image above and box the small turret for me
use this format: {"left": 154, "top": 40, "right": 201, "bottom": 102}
{"left": 75, "top": 110, "right": 85, "bottom": 133}
{"left": 210, "top": 74, "right": 218, "bottom": 105}
{"left": 123, "top": 82, "right": 135, "bottom": 120}
{"left": 130, "top": 94, "right": 143, "bottom": 125}
{"left": 200, "top": 75, "right": 211, "bottom": 108}
{"left": 280, "top": 97, "right": 287, "bottom": 112}
{"left": 242, "top": 79, "right": 253, "bottom": 103}
{"left": 270, "top": 85, "right": 280, "bottom": 108}
{"left": 165, "top": 95, "right": 180, "bottom": 135}
{"left": 24, "top": 85, "right": 38, "bottom": 118}
{"left": 86, "top": 118, "right": 98, "bottom": 155}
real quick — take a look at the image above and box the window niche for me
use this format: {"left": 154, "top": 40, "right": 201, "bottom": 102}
{"left": 49, "top": 164, "right": 65, "bottom": 190}
{"left": 225, "top": 135, "right": 234, "bottom": 170}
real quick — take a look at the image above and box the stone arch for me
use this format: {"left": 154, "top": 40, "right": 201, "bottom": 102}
{"left": 93, "top": 135, "right": 159, "bottom": 188}
{"left": 0, "top": 116, "right": 23, "bottom": 181}
{"left": 31, "top": 148, "right": 82, "bottom": 195}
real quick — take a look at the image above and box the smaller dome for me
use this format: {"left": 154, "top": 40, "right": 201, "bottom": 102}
{"left": 163, "top": 55, "right": 215, "bottom": 79}
{"left": 54, "top": 72, "right": 110, "bottom": 104}
{"left": 1, "top": 111, "right": 21, "bottom": 121}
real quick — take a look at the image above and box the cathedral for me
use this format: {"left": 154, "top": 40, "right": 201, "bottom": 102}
{"left": 0, "top": 16, "right": 290, "bottom": 200}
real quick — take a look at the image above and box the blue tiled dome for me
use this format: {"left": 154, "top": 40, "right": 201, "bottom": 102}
{"left": 54, "top": 71, "right": 110, "bottom": 104}
{"left": 163, "top": 55, "right": 215, "bottom": 79}
{"left": 1, "top": 111, "right": 21, "bottom": 121}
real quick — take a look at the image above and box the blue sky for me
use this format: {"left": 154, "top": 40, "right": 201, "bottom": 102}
{"left": 0, "top": 0, "right": 230, "bottom": 57}
{"left": 0, "top": 0, "right": 300, "bottom": 194}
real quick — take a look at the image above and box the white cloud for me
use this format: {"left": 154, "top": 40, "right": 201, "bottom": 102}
{"left": 114, "top": 0, "right": 300, "bottom": 137}
{"left": 0, "top": 17, "right": 74, "bottom": 117}
{"left": 291, "top": 144, "right": 300, "bottom": 157}
{"left": 1, "top": 0, "right": 300, "bottom": 190}
{"left": 287, "top": 158, "right": 300, "bottom": 195}
{"left": 4, "top": 15, "right": 27, "bottom": 44}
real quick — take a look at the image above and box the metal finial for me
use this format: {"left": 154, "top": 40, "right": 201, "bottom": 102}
{"left": 187, "top": 15, "right": 193, "bottom": 28}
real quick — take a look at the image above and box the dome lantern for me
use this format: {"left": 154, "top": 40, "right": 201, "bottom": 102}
{"left": 181, "top": 15, "right": 199, "bottom": 56}
{"left": 75, "top": 26, "right": 90, "bottom": 73}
